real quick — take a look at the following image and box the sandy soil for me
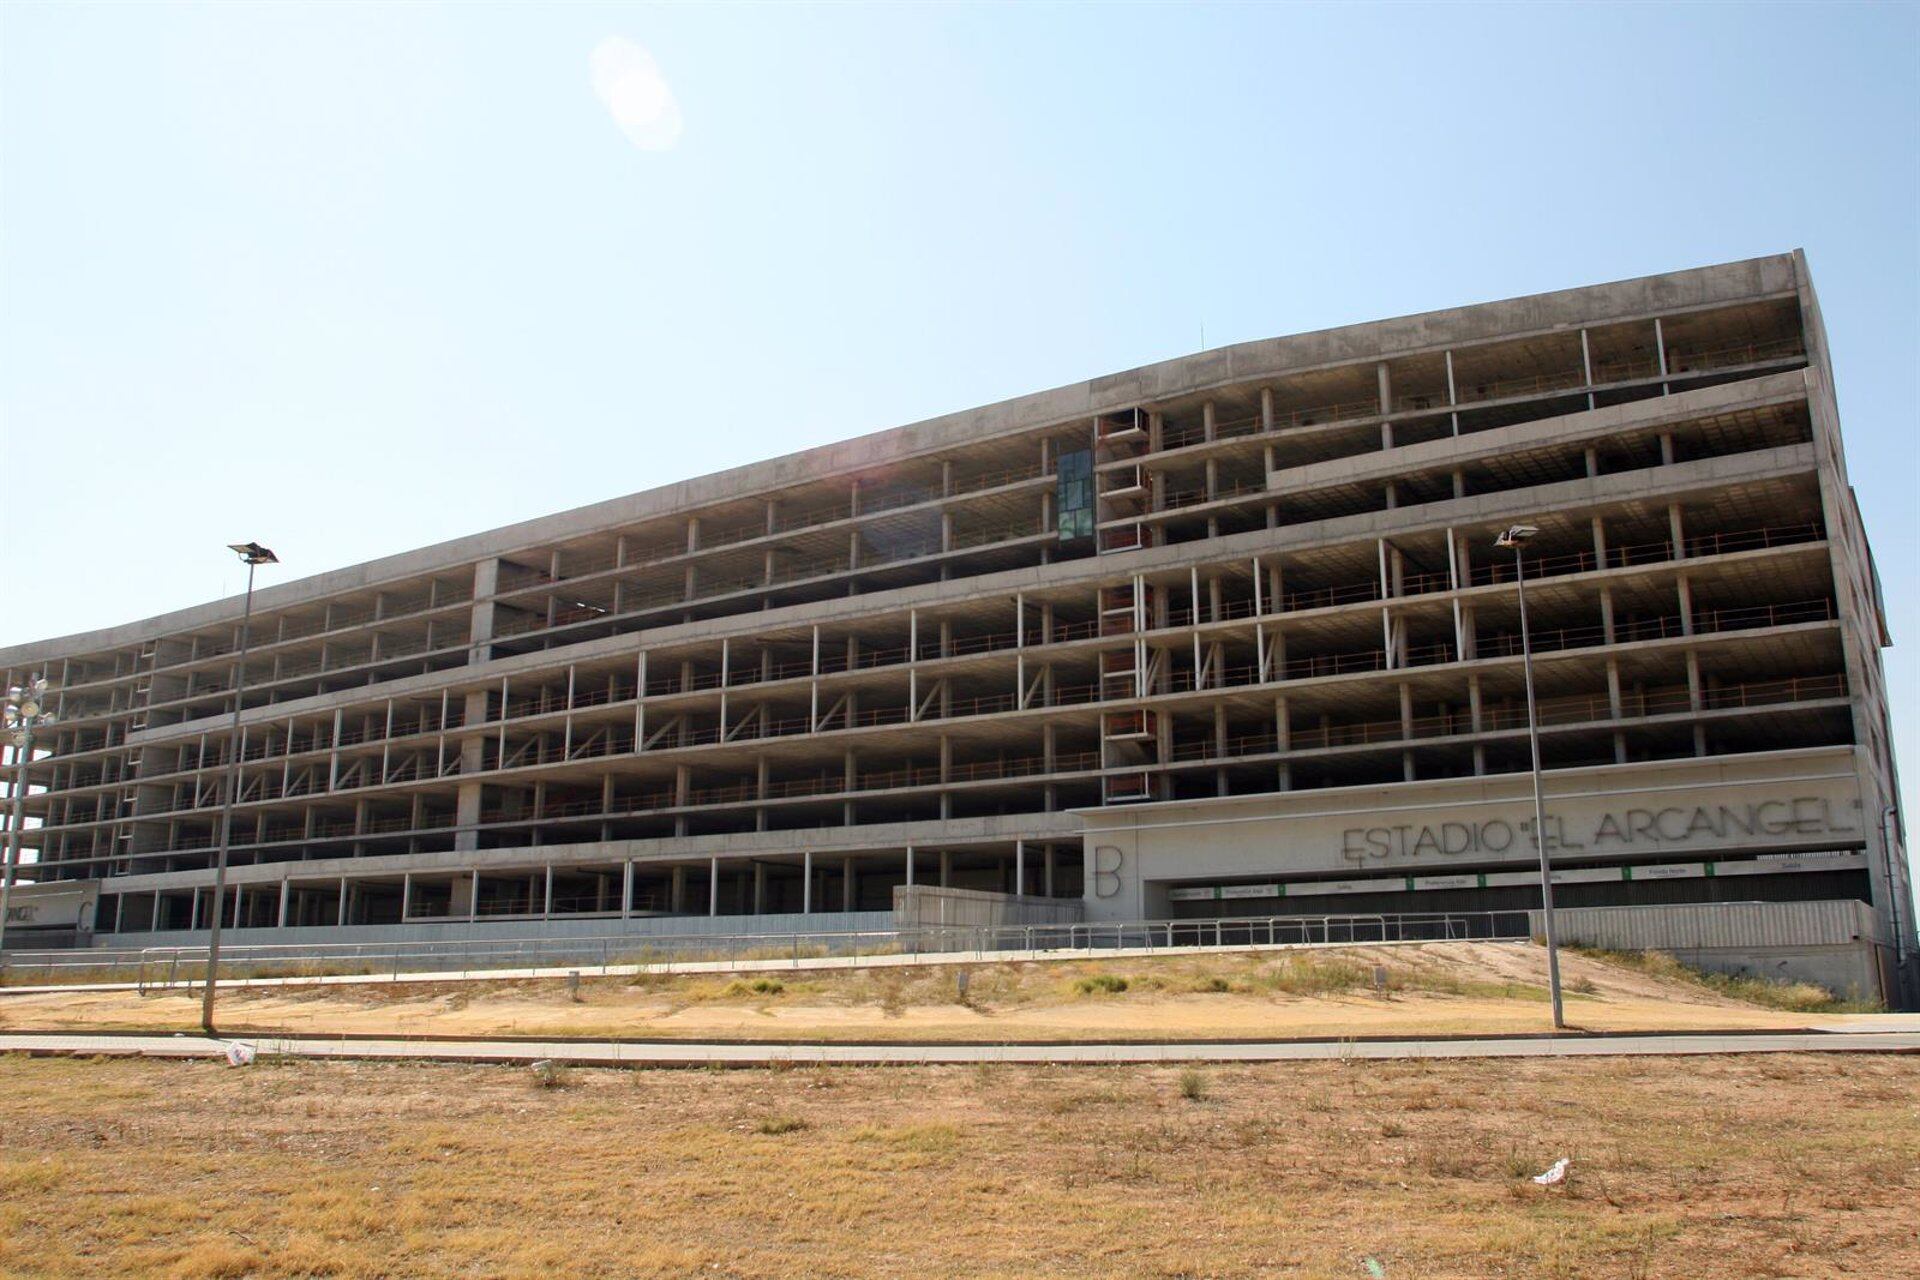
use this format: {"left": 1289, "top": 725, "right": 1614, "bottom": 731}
{"left": 0, "top": 942, "right": 1846, "bottom": 1041}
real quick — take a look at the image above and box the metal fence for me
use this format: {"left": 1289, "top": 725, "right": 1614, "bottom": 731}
{"left": 0, "top": 910, "right": 1535, "bottom": 989}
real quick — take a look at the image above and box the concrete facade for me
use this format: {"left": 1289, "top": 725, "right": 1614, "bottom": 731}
{"left": 1, "top": 252, "right": 1909, "bottom": 996}
{"left": 1532, "top": 901, "right": 1892, "bottom": 1004}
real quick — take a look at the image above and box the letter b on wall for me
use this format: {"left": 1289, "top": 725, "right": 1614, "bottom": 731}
{"left": 1092, "top": 845, "right": 1124, "bottom": 898}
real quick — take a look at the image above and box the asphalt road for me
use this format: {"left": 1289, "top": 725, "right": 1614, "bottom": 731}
{"left": 2, "top": 1028, "right": 1916, "bottom": 1066}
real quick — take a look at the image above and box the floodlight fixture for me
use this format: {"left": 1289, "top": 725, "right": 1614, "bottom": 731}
{"left": 1495, "top": 524, "right": 1540, "bottom": 549}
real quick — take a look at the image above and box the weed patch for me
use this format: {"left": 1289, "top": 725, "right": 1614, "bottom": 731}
{"left": 754, "top": 1114, "right": 809, "bottom": 1136}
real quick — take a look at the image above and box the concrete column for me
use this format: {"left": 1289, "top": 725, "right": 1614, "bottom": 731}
{"left": 624, "top": 861, "right": 635, "bottom": 919}
{"left": 709, "top": 857, "right": 719, "bottom": 916}
{"left": 904, "top": 845, "right": 914, "bottom": 886}
{"left": 1444, "top": 350, "right": 1460, "bottom": 435}
{"left": 753, "top": 861, "right": 766, "bottom": 915}
{"left": 939, "top": 849, "right": 952, "bottom": 888}
{"left": 401, "top": 874, "right": 412, "bottom": 922}
{"left": 278, "top": 878, "right": 290, "bottom": 927}
{"left": 1688, "top": 653, "right": 1708, "bottom": 757}
{"left": 1600, "top": 587, "right": 1617, "bottom": 645}
{"left": 469, "top": 558, "right": 499, "bottom": 664}
{"left": 1044, "top": 844, "right": 1056, "bottom": 898}
{"left": 1015, "top": 840, "right": 1025, "bottom": 896}
{"left": 1677, "top": 574, "right": 1695, "bottom": 636}
{"left": 669, "top": 864, "right": 685, "bottom": 914}
{"left": 842, "top": 857, "right": 855, "bottom": 911}
{"left": 543, "top": 865, "right": 554, "bottom": 918}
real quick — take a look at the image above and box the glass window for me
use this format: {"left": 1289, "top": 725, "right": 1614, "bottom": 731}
{"left": 1056, "top": 449, "right": 1093, "bottom": 539}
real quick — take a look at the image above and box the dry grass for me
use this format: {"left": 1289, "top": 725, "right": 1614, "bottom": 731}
{"left": 1575, "top": 947, "right": 1882, "bottom": 1012}
{"left": 0, "top": 942, "right": 1872, "bottom": 1043}
{"left": 0, "top": 1052, "right": 1914, "bottom": 1278}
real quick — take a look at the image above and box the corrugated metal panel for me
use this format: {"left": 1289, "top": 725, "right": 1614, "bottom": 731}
{"left": 1532, "top": 899, "right": 1882, "bottom": 951}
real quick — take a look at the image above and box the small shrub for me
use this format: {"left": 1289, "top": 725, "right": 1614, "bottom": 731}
{"left": 1502, "top": 1147, "right": 1539, "bottom": 1178}
{"left": 755, "top": 1115, "right": 809, "bottom": 1136}
{"left": 1247, "top": 955, "right": 1372, "bottom": 997}
{"left": 1074, "top": 974, "right": 1129, "bottom": 996}
{"left": 721, "top": 977, "right": 787, "bottom": 998}
{"left": 528, "top": 1060, "right": 571, "bottom": 1090}
{"left": 1178, "top": 1068, "right": 1208, "bottom": 1102}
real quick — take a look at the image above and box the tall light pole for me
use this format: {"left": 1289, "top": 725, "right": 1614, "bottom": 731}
{"left": 202, "top": 541, "right": 279, "bottom": 1033}
{"left": 1, "top": 676, "right": 57, "bottom": 965}
{"left": 1496, "top": 523, "right": 1566, "bottom": 1030}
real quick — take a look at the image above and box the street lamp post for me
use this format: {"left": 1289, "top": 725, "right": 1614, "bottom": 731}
{"left": 1496, "top": 524, "right": 1566, "bottom": 1030}
{"left": 1, "top": 676, "right": 57, "bottom": 967}
{"left": 201, "top": 542, "right": 279, "bottom": 1033}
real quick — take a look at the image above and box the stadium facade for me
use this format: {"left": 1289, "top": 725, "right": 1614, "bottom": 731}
{"left": 2, "top": 252, "right": 1911, "bottom": 997}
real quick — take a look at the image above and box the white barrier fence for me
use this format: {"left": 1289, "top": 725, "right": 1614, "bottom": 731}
{"left": 0, "top": 910, "right": 1535, "bottom": 988}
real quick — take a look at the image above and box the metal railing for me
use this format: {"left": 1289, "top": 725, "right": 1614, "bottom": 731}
{"left": 0, "top": 911, "right": 1535, "bottom": 987}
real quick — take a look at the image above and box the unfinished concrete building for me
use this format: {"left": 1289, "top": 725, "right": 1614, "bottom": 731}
{"left": 2, "top": 251, "right": 1910, "bottom": 996}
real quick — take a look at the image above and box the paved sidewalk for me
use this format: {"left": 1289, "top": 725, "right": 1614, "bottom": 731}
{"left": 3, "top": 1028, "right": 1915, "bottom": 1066}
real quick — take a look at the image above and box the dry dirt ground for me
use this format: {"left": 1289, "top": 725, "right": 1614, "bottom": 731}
{"left": 0, "top": 1052, "right": 1914, "bottom": 1279}
{"left": 0, "top": 944, "right": 1856, "bottom": 1042}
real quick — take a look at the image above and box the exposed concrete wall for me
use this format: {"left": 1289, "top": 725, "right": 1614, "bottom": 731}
{"left": 1793, "top": 248, "right": 1914, "bottom": 990}
{"left": 95, "top": 812, "right": 1082, "bottom": 895}
{"left": 1654, "top": 945, "right": 1882, "bottom": 1004}
{"left": 1532, "top": 899, "right": 1890, "bottom": 1003}
{"left": 2, "top": 880, "right": 99, "bottom": 933}
{"left": 99, "top": 909, "right": 894, "bottom": 952}
{"left": 1078, "top": 747, "right": 1868, "bottom": 923}
{"left": 893, "top": 886, "right": 1085, "bottom": 929}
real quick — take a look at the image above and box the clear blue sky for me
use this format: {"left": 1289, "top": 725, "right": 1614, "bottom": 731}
{"left": 3, "top": 3, "right": 1916, "bottom": 827}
